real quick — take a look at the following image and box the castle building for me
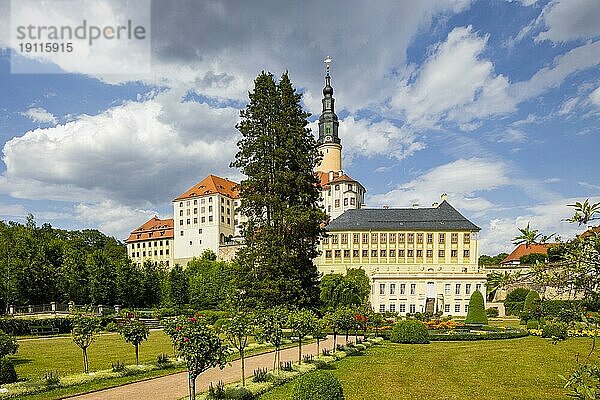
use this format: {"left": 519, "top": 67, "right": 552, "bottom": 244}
{"left": 125, "top": 216, "right": 174, "bottom": 267}
{"left": 315, "top": 57, "right": 365, "bottom": 220}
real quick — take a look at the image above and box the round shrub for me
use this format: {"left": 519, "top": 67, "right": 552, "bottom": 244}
{"left": 389, "top": 319, "right": 429, "bottom": 344}
{"left": 542, "top": 322, "right": 568, "bottom": 340}
{"left": 465, "top": 291, "right": 488, "bottom": 325}
{"left": 522, "top": 290, "right": 542, "bottom": 322}
{"left": 292, "top": 370, "right": 344, "bottom": 400}
{"left": 506, "top": 288, "right": 530, "bottom": 303}
{"left": 0, "top": 358, "right": 17, "bottom": 384}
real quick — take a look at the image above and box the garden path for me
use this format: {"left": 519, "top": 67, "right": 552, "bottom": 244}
{"left": 65, "top": 335, "right": 349, "bottom": 400}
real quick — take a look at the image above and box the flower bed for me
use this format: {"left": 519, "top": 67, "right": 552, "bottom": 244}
{"left": 429, "top": 329, "right": 528, "bottom": 341}
{"left": 528, "top": 328, "right": 600, "bottom": 337}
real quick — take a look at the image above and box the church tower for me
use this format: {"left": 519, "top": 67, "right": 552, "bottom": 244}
{"left": 316, "top": 56, "right": 342, "bottom": 173}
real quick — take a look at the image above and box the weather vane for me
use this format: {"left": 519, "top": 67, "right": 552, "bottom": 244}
{"left": 324, "top": 56, "right": 332, "bottom": 75}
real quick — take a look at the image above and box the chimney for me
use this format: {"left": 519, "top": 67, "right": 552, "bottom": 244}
{"left": 441, "top": 193, "right": 447, "bottom": 202}
{"left": 432, "top": 202, "right": 439, "bottom": 208}
{"left": 338, "top": 170, "right": 343, "bottom": 177}
{"left": 329, "top": 171, "right": 334, "bottom": 181}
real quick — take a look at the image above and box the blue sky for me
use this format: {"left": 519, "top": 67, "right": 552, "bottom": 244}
{"left": 0, "top": 0, "right": 598, "bottom": 254}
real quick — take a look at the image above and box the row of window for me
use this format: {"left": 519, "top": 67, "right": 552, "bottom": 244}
{"left": 323, "top": 232, "right": 471, "bottom": 245}
{"left": 379, "top": 303, "right": 468, "bottom": 314}
{"left": 378, "top": 282, "right": 482, "bottom": 296}
{"left": 135, "top": 230, "right": 168, "bottom": 240}
{"left": 130, "top": 240, "right": 170, "bottom": 250}
{"left": 132, "top": 248, "right": 170, "bottom": 257}
{"left": 325, "top": 249, "right": 470, "bottom": 258}
{"left": 179, "top": 215, "right": 234, "bottom": 226}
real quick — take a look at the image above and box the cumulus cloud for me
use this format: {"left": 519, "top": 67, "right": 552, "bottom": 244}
{"left": 390, "top": 26, "right": 515, "bottom": 129}
{"left": 1, "top": 89, "right": 240, "bottom": 208}
{"left": 336, "top": 116, "right": 426, "bottom": 163}
{"left": 535, "top": 0, "right": 600, "bottom": 43}
{"left": 367, "top": 158, "right": 510, "bottom": 213}
{"left": 21, "top": 107, "right": 57, "bottom": 124}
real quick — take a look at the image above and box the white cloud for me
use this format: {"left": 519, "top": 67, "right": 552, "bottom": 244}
{"left": 578, "top": 181, "right": 600, "bottom": 191}
{"left": 0, "top": 203, "right": 27, "bottom": 217}
{"left": 590, "top": 87, "right": 600, "bottom": 107}
{"left": 544, "top": 177, "right": 561, "bottom": 183}
{"left": 558, "top": 97, "right": 579, "bottom": 115}
{"left": 335, "top": 117, "right": 426, "bottom": 163}
{"left": 390, "top": 26, "right": 515, "bottom": 129}
{"left": 1, "top": 89, "right": 240, "bottom": 207}
{"left": 367, "top": 158, "right": 510, "bottom": 213}
{"left": 21, "top": 107, "right": 57, "bottom": 124}
{"left": 495, "top": 128, "right": 526, "bottom": 143}
{"left": 536, "top": 0, "right": 600, "bottom": 43}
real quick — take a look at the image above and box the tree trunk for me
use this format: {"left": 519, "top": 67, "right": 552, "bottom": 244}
{"left": 189, "top": 372, "right": 196, "bottom": 400}
{"left": 241, "top": 349, "right": 246, "bottom": 386}
{"left": 135, "top": 344, "right": 139, "bottom": 365}
{"left": 83, "top": 347, "right": 88, "bottom": 373}
{"left": 317, "top": 337, "right": 320, "bottom": 356}
{"left": 333, "top": 333, "right": 337, "bottom": 352}
{"left": 298, "top": 338, "right": 302, "bottom": 364}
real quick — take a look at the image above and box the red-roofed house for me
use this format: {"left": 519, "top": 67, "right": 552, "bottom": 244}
{"left": 125, "top": 216, "right": 174, "bottom": 267}
{"left": 500, "top": 243, "right": 552, "bottom": 266}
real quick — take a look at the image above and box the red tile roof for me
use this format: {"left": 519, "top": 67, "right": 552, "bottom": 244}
{"left": 315, "top": 171, "right": 363, "bottom": 189}
{"left": 580, "top": 225, "right": 600, "bottom": 238}
{"left": 174, "top": 175, "right": 239, "bottom": 201}
{"left": 125, "top": 216, "right": 174, "bottom": 243}
{"left": 500, "top": 243, "right": 552, "bottom": 264}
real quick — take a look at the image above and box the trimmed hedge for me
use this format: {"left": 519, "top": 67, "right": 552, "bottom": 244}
{"left": 0, "top": 317, "right": 72, "bottom": 335}
{"left": 0, "top": 358, "right": 17, "bottom": 384}
{"left": 292, "top": 370, "right": 344, "bottom": 400}
{"left": 390, "top": 320, "right": 429, "bottom": 344}
{"left": 429, "top": 330, "right": 528, "bottom": 341}
{"left": 465, "top": 291, "right": 487, "bottom": 325}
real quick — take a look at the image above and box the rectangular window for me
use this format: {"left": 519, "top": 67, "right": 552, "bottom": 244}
{"left": 335, "top": 184, "right": 340, "bottom": 191}
{"left": 209, "top": 205, "right": 213, "bottom": 212}
{"left": 208, "top": 216, "right": 213, "bottom": 222}
{"left": 389, "top": 233, "right": 396, "bottom": 243}
{"left": 389, "top": 303, "right": 396, "bottom": 313}
{"left": 439, "top": 233, "right": 445, "bottom": 244}
{"left": 187, "top": 209, "right": 191, "bottom": 215}
{"left": 380, "top": 233, "right": 387, "bottom": 243}
{"left": 426, "top": 249, "right": 433, "bottom": 258}
{"left": 465, "top": 305, "right": 469, "bottom": 313}
{"left": 353, "top": 234, "right": 359, "bottom": 244}
{"left": 399, "top": 304, "right": 406, "bottom": 313}
{"left": 335, "top": 199, "right": 340, "bottom": 207}
{"left": 180, "top": 231, "right": 184, "bottom": 236}
{"left": 427, "top": 233, "right": 433, "bottom": 244}
{"left": 201, "top": 207, "right": 205, "bottom": 213}
{"left": 390, "top": 284, "right": 396, "bottom": 295}
{"left": 399, "top": 249, "right": 405, "bottom": 257}
{"left": 193, "top": 218, "right": 198, "bottom": 224}
{"left": 389, "top": 249, "right": 396, "bottom": 257}
{"left": 179, "top": 210, "right": 183, "bottom": 216}
{"left": 455, "top": 284, "right": 461, "bottom": 295}
{"left": 451, "top": 233, "right": 458, "bottom": 243}
{"left": 408, "top": 233, "right": 414, "bottom": 243}
{"left": 410, "top": 284, "right": 416, "bottom": 295}
{"left": 350, "top": 197, "right": 355, "bottom": 205}
{"left": 371, "top": 249, "right": 377, "bottom": 257}
{"left": 353, "top": 250, "right": 359, "bottom": 257}
{"left": 379, "top": 284, "right": 385, "bottom": 295}
{"left": 476, "top": 283, "right": 481, "bottom": 292}
{"left": 464, "top": 233, "right": 471, "bottom": 244}
{"left": 451, "top": 249, "right": 458, "bottom": 257}
{"left": 362, "top": 234, "right": 369, "bottom": 244}
{"left": 416, "top": 249, "right": 423, "bottom": 257}
{"left": 344, "top": 198, "right": 348, "bottom": 206}
{"left": 445, "top": 304, "right": 451, "bottom": 313}
{"left": 380, "top": 250, "right": 387, "bottom": 257}
{"left": 455, "top": 304, "right": 461, "bottom": 313}
{"left": 398, "top": 233, "right": 405, "bottom": 243}
{"left": 439, "top": 249, "right": 445, "bottom": 257}
{"left": 348, "top": 184, "right": 353, "bottom": 191}
{"left": 179, "top": 219, "right": 184, "bottom": 226}
{"left": 445, "top": 284, "right": 451, "bottom": 295}
{"left": 371, "top": 233, "right": 378, "bottom": 243}
{"left": 400, "top": 284, "right": 406, "bottom": 295}
{"left": 409, "top": 304, "right": 416, "bottom": 313}
{"left": 194, "top": 199, "right": 197, "bottom": 205}
{"left": 325, "top": 250, "right": 332, "bottom": 258}
{"left": 343, "top": 249, "right": 350, "bottom": 258}
{"left": 362, "top": 249, "right": 368, "bottom": 257}
{"left": 201, "top": 217, "right": 206, "bottom": 223}
{"left": 464, "top": 250, "right": 470, "bottom": 257}
{"left": 332, "top": 235, "right": 339, "bottom": 244}
{"left": 166, "top": 249, "right": 169, "bottom": 255}
{"left": 186, "top": 218, "right": 190, "bottom": 225}
{"left": 341, "top": 234, "right": 348, "bottom": 244}
{"left": 417, "top": 233, "right": 423, "bottom": 244}
{"left": 323, "top": 236, "right": 329, "bottom": 244}
{"left": 407, "top": 249, "right": 414, "bottom": 257}
{"left": 334, "top": 250, "right": 341, "bottom": 258}
{"left": 379, "top": 304, "right": 386, "bottom": 313}
{"left": 466, "top": 284, "right": 471, "bottom": 295}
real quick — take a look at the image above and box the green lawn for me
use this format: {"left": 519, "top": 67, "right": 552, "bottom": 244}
{"left": 260, "top": 336, "right": 597, "bottom": 400}
{"left": 10, "top": 330, "right": 175, "bottom": 379}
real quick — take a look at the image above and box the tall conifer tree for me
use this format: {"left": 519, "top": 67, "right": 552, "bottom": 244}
{"left": 231, "top": 71, "right": 327, "bottom": 309}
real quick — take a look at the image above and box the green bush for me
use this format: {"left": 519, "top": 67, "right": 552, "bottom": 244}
{"left": 465, "top": 291, "right": 488, "bottom": 325}
{"left": 0, "top": 358, "right": 17, "bottom": 384}
{"left": 292, "top": 370, "right": 344, "bottom": 400}
{"left": 542, "top": 322, "right": 568, "bottom": 340}
{"left": 389, "top": 320, "right": 429, "bottom": 344}
{"left": 486, "top": 307, "right": 499, "bottom": 318}
{"left": 506, "top": 288, "right": 530, "bottom": 303}
{"left": 522, "top": 290, "right": 542, "bottom": 322}
{"left": 505, "top": 302, "right": 525, "bottom": 317}
{"left": 429, "top": 330, "right": 528, "bottom": 341}
{"left": 224, "top": 386, "right": 253, "bottom": 400}
{"left": 0, "top": 317, "right": 72, "bottom": 335}
{"left": 526, "top": 320, "right": 539, "bottom": 330}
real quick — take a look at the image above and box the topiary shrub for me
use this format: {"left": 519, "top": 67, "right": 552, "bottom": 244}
{"left": 526, "top": 320, "right": 539, "bottom": 330}
{"left": 389, "top": 320, "right": 429, "bottom": 344}
{"left": 542, "top": 322, "right": 568, "bottom": 340}
{"left": 506, "top": 288, "right": 530, "bottom": 303}
{"left": 465, "top": 291, "right": 488, "bottom": 325}
{"left": 486, "top": 307, "right": 499, "bottom": 318}
{"left": 292, "top": 370, "right": 344, "bottom": 400}
{"left": 0, "top": 358, "right": 17, "bottom": 384}
{"left": 522, "top": 290, "right": 542, "bottom": 322}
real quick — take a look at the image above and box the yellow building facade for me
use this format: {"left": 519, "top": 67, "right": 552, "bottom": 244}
{"left": 125, "top": 216, "right": 174, "bottom": 267}
{"left": 316, "top": 199, "right": 486, "bottom": 316}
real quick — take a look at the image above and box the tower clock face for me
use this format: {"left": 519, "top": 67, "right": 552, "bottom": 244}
{"left": 325, "top": 135, "right": 332, "bottom": 142}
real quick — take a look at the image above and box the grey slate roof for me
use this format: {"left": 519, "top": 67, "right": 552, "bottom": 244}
{"left": 326, "top": 201, "right": 480, "bottom": 231}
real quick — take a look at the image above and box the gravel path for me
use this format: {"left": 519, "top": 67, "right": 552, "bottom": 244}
{"left": 66, "top": 335, "right": 349, "bottom": 400}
